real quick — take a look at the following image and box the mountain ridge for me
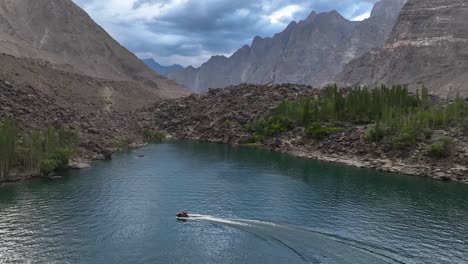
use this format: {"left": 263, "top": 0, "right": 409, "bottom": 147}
{"left": 0, "top": 0, "right": 189, "bottom": 102}
{"left": 142, "top": 58, "right": 184, "bottom": 75}
{"left": 167, "top": 0, "right": 406, "bottom": 93}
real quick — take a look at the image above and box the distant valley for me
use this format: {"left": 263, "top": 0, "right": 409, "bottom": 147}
{"left": 142, "top": 58, "right": 184, "bottom": 75}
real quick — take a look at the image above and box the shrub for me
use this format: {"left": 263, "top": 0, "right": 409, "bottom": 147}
{"left": 365, "top": 123, "right": 388, "bottom": 142}
{"left": 50, "top": 148, "right": 71, "bottom": 169}
{"left": 264, "top": 115, "right": 294, "bottom": 136}
{"left": 244, "top": 124, "right": 254, "bottom": 132}
{"left": 391, "top": 125, "right": 417, "bottom": 149}
{"left": 143, "top": 129, "right": 166, "bottom": 143}
{"left": 39, "top": 159, "right": 58, "bottom": 175}
{"left": 254, "top": 134, "right": 265, "bottom": 143}
{"left": 223, "top": 119, "right": 233, "bottom": 127}
{"left": 114, "top": 138, "right": 131, "bottom": 151}
{"left": 462, "top": 117, "right": 468, "bottom": 134}
{"left": 305, "top": 123, "right": 344, "bottom": 140}
{"left": 422, "top": 128, "right": 433, "bottom": 140}
{"left": 426, "top": 137, "right": 452, "bottom": 158}
{"left": 392, "top": 131, "right": 417, "bottom": 149}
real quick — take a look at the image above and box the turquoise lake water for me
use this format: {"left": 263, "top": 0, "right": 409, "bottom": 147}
{"left": 0, "top": 141, "right": 467, "bottom": 263}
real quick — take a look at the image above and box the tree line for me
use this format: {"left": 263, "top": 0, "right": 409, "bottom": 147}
{"left": 248, "top": 85, "right": 468, "bottom": 147}
{"left": 0, "top": 119, "right": 79, "bottom": 180}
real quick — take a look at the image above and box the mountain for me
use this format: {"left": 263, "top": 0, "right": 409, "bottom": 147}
{"left": 0, "top": 0, "right": 190, "bottom": 162}
{"left": 167, "top": 0, "right": 406, "bottom": 93}
{"left": 0, "top": 0, "right": 189, "bottom": 106}
{"left": 142, "top": 58, "right": 184, "bottom": 75}
{"left": 337, "top": 0, "right": 468, "bottom": 97}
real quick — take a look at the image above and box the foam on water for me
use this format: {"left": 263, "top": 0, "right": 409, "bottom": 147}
{"left": 185, "top": 214, "right": 411, "bottom": 264}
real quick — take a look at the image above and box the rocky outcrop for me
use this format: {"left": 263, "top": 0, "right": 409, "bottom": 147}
{"left": 337, "top": 0, "right": 468, "bottom": 97}
{"left": 167, "top": 0, "right": 406, "bottom": 93}
{"left": 139, "top": 83, "right": 316, "bottom": 142}
{"left": 139, "top": 84, "right": 468, "bottom": 184}
{"left": 0, "top": 0, "right": 189, "bottom": 103}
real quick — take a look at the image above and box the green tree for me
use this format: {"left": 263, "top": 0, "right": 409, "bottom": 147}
{"left": 0, "top": 119, "right": 17, "bottom": 180}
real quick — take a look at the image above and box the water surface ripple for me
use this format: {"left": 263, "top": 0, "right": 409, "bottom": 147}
{"left": 0, "top": 141, "right": 467, "bottom": 263}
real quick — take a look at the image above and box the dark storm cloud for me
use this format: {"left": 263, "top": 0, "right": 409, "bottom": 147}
{"left": 73, "top": 0, "right": 381, "bottom": 66}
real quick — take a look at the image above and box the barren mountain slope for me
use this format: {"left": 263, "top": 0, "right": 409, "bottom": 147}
{"left": 0, "top": 0, "right": 190, "bottom": 162}
{"left": 0, "top": 0, "right": 189, "bottom": 102}
{"left": 0, "top": 54, "right": 144, "bottom": 160}
{"left": 337, "top": 0, "right": 468, "bottom": 97}
{"left": 0, "top": 53, "right": 167, "bottom": 112}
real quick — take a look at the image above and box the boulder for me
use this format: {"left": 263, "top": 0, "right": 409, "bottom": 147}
{"left": 69, "top": 160, "right": 91, "bottom": 169}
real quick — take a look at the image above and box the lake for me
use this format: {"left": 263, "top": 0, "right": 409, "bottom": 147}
{"left": 1, "top": 141, "right": 467, "bottom": 263}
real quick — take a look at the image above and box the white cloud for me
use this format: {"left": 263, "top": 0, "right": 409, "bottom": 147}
{"left": 351, "top": 11, "right": 371, "bottom": 21}
{"left": 80, "top": 0, "right": 190, "bottom": 23}
{"left": 73, "top": 0, "right": 379, "bottom": 67}
{"left": 268, "top": 5, "right": 302, "bottom": 24}
{"left": 236, "top": 8, "right": 250, "bottom": 17}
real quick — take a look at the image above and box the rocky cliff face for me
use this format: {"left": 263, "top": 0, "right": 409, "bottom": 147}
{"left": 167, "top": 0, "right": 406, "bottom": 93}
{"left": 0, "top": 0, "right": 189, "bottom": 103}
{"left": 337, "top": 0, "right": 468, "bottom": 97}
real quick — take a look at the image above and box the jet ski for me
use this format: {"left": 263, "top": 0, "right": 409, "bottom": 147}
{"left": 176, "top": 211, "right": 189, "bottom": 219}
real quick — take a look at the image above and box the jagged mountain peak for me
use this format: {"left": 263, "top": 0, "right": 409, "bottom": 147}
{"left": 207, "top": 55, "right": 229, "bottom": 63}
{"left": 302, "top": 9, "right": 349, "bottom": 25}
{"left": 167, "top": 0, "right": 405, "bottom": 93}
{"left": 324, "top": 10, "right": 344, "bottom": 19}
{"left": 306, "top": 11, "right": 317, "bottom": 21}
{"left": 251, "top": 36, "right": 265, "bottom": 45}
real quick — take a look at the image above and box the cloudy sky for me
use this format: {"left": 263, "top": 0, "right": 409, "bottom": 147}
{"left": 72, "top": 0, "right": 380, "bottom": 67}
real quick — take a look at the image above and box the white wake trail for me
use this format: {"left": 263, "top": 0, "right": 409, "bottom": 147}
{"left": 180, "top": 214, "right": 411, "bottom": 264}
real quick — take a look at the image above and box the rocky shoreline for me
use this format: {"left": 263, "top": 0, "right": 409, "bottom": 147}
{"left": 139, "top": 84, "right": 468, "bottom": 184}
{"left": 170, "top": 129, "right": 468, "bottom": 184}
{"left": 0, "top": 72, "right": 148, "bottom": 186}
{"left": 0, "top": 142, "right": 149, "bottom": 186}
{"left": 4, "top": 82, "right": 468, "bottom": 185}
{"left": 1, "top": 156, "right": 101, "bottom": 186}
